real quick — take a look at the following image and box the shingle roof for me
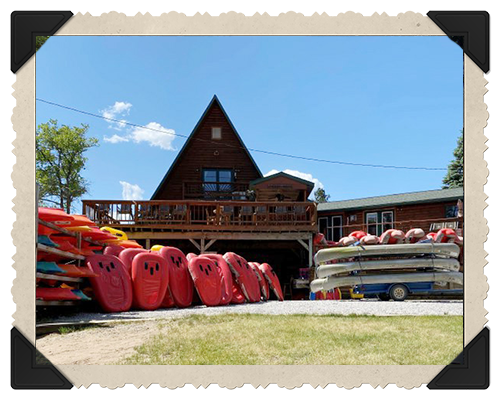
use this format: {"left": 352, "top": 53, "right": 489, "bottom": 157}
{"left": 317, "top": 187, "right": 464, "bottom": 212}
{"left": 250, "top": 172, "right": 315, "bottom": 188}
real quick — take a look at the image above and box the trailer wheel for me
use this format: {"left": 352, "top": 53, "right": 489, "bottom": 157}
{"left": 389, "top": 284, "right": 408, "bottom": 301}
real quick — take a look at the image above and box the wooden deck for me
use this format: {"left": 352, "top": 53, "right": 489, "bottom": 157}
{"left": 81, "top": 199, "right": 317, "bottom": 234}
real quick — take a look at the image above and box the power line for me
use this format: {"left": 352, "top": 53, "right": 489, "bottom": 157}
{"left": 36, "top": 98, "right": 447, "bottom": 171}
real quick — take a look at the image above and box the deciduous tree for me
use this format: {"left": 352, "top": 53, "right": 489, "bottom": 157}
{"left": 36, "top": 119, "right": 98, "bottom": 213}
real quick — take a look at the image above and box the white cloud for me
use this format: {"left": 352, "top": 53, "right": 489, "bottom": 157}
{"left": 101, "top": 101, "right": 132, "bottom": 130}
{"left": 264, "top": 169, "right": 324, "bottom": 199}
{"left": 120, "top": 181, "right": 144, "bottom": 200}
{"left": 130, "top": 122, "right": 176, "bottom": 150}
{"left": 103, "top": 134, "right": 129, "bottom": 144}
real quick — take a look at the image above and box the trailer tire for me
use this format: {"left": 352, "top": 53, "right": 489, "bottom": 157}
{"left": 389, "top": 284, "right": 408, "bottom": 301}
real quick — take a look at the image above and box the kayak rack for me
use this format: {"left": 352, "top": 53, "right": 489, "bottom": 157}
{"left": 36, "top": 219, "right": 105, "bottom": 308}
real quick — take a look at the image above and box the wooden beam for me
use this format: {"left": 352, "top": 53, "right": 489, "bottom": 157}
{"left": 204, "top": 239, "right": 217, "bottom": 252}
{"left": 145, "top": 238, "right": 151, "bottom": 250}
{"left": 189, "top": 238, "right": 201, "bottom": 251}
{"left": 297, "top": 239, "right": 309, "bottom": 251}
{"left": 127, "top": 231, "right": 312, "bottom": 241}
{"left": 94, "top": 223, "right": 316, "bottom": 233}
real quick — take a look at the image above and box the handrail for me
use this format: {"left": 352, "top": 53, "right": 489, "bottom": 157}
{"left": 81, "top": 199, "right": 317, "bottom": 232}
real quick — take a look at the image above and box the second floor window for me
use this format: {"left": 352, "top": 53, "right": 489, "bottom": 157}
{"left": 203, "top": 169, "right": 234, "bottom": 193}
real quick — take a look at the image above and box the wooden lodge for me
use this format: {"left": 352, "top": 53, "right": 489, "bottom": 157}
{"left": 82, "top": 96, "right": 317, "bottom": 298}
{"left": 82, "top": 95, "right": 464, "bottom": 299}
{"left": 317, "top": 188, "right": 464, "bottom": 242}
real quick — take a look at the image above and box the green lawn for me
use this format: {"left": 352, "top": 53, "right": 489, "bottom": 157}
{"left": 121, "top": 314, "right": 463, "bottom": 365}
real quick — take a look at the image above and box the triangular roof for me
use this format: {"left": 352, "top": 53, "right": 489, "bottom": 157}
{"left": 250, "top": 171, "right": 315, "bottom": 189}
{"left": 151, "top": 95, "right": 262, "bottom": 199}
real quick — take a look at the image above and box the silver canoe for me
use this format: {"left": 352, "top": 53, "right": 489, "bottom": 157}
{"left": 314, "top": 243, "right": 460, "bottom": 265}
{"left": 315, "top": 257, "right": 460, "bottom": 278}
{"left": 310, "top": 271, "right": 463, "bottom": 293}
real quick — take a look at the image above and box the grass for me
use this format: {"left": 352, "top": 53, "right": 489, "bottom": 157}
{"left": 121, "top": 314, "right": 463, "bottom": 365}
{"left": 57, "top": 324, "right": 98, "bottom": 335}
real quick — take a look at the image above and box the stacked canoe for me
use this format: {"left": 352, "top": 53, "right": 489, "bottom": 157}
{"left": 311, "top": 228, "right": 464, "bottom": 296}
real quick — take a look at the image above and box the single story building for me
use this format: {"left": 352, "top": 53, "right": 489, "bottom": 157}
{"left": 317, "top": 187, "right": 464, "bottom": 242}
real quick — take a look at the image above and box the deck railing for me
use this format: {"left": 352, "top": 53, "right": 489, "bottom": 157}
{"left": 183, "top": 181, "right": 250, "bottom": 200}
{"left": 82, "top": 200, "right": 317, "bottom": 232}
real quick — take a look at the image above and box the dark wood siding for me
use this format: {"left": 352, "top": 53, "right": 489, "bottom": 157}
{"left": 153, "top": 101, "right": 261, "bottom": 200}
{"left": 318, "top": 200, "right": 461, "bottom": 236}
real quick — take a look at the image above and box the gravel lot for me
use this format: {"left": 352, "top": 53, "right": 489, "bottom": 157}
{"left": 46, "top": 299, "right": 463, "bottom": 324}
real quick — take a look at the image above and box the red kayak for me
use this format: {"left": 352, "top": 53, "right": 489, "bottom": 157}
{"left": 203, "top": 254, "right": 233, "bottom": 305}
{"left": 111, "top": 240, "right": 143, "bottom": 249}
{"left": 57, "top": 264, "right": 99, "bottom": 278}
{"left": 188, "top": 256, "right": 222, "bottom": 307}
{"left": 36, "top": 287, "right": 82, "bottom": 301}
{"left": 258, "top": 263, "right": 284, "bottom": 301}
{"left": 38, "top": 208, "right": 73, "bottom": 223}
{"left": 37, "top": 240, "right": 92, "bottom": 262}
{"left": 118, "top": 248, "right": 148, "bottom": 275}
{"left": 231, "top": 283, "right": 246, "bottom": 304}
{"left": 223, "top": 252, "right": 261, "bottom": 303}
{"left": 86, "top": 255, "right": 133, "bottom": 312}
{"left": 131, "top": 252, "right": 169, "bottom": 310}
{"left": 159, "top": 247, "right": 193, "bottom": 308}
{"left": 249, "top": 262, "right": 269, "bottom": 300}
{"left": 161, "top": 287, "right": 176, "bottom": 308}
{"left": 104, "top": 245, "right": 125, "bottom": 257}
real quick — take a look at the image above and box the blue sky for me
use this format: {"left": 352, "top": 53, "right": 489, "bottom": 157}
{"left": 36, "top": 35, "right": 463, "bottom": 206}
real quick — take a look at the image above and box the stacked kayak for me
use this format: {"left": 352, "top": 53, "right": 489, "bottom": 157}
{"left": 36, "top": 208, "right": 143, "bottom": 305}
{"left": 86, "top": 245, "right": 284, "bottom": 313}
{"left": 315, "top": 227, "right": 463, "bottom": 248}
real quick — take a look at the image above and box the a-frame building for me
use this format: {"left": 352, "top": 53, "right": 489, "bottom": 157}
{"left": 83, "top": 96, "right": 317, "bottom": 299}
{"left": 152, "top": 95, "right": 263, "bottom": 201}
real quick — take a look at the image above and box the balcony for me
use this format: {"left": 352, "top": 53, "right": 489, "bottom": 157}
{"left": 81, "top": 200, "right": 317, "bottom": 233}
{"left": 183, "top": 181, "right": 250, "bottom": 200}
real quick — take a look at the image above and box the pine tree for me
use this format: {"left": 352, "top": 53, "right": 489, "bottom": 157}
{"left": 314, "top": 188, "right": 330, "bottom": 203}
{"left": 442, "top": 130, "right": 464, "bottom": 188}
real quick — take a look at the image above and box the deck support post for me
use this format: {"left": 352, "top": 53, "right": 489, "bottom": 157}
{"left": 145, "top": 238, "right": 151, "bottom": 250}
{"left": 200, "top": 238, "right": 205, "bottom": 253}
{"left": 308, "top": 236, "right": 313, "bottom": 267}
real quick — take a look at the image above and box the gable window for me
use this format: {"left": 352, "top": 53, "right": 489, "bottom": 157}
{"left": 203, "top": 169, "right": 234, "bottom": 196}
{"left": 211, "top": 127, "right": 222, "bottom": 140}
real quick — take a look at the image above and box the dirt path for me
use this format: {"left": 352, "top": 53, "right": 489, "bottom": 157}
{"left": 36, "top": 320, "right": 164, "bottom": 365}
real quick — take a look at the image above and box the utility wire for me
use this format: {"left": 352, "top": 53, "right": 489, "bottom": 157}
{"left": 36, "top": 98, "right": 447, "bottom": 171}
